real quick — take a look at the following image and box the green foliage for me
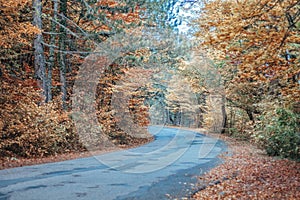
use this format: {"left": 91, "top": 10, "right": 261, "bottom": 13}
{"left": 254, "top": 107, "right": 300, "bottom": 160}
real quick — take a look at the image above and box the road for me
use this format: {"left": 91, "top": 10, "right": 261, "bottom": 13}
{"left": 0, "top": 126, "right": 226, "bottom": 200}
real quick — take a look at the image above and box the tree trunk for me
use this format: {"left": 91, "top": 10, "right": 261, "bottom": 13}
{"left": 46, "top": 0, "right": 59, "bottom": 102}
{"left": 246, "top": 109, "right": 255, "bottom": 122}
{"left": 59, "top": 0, "right": 68, "bottom": 109}
{"left": 221, "top": 95, "right": 227, "bottom": 133}
{"left": 33, "top": 0, "right": 47, "bottom": 101}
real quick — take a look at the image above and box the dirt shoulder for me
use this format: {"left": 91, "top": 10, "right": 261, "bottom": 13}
{"left": 188, "top": 129, "right": 300, "bottom": 200}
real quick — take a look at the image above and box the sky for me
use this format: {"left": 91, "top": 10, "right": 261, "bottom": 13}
{"left": 168, "top": 0, "right": 203, "bottom": 34}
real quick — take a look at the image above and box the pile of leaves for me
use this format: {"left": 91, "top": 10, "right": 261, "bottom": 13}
{"left": 192, "top": 135, "right": 300, "bottom": 199}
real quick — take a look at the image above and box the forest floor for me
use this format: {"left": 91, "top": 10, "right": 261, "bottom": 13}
{"left": 0, "top": 138, "right": 152, "bottom": 170}
{"left": 190, "top": 130, "right": 300, "bottom": 200}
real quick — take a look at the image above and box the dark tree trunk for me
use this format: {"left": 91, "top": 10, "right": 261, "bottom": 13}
{"left": 221, "top": 95, "right": 227, "bottom": 133}
{"left": 246, "top": 109, "right": 255, "bottom": 122}
{"left": 59, "top": 0, "right": 68, "bottom": 109}
{"left": 33, "top": 0, "right": 47, "bottom": 101}
{"left": 46, "top": 0, "right": 59, "bottom": 102}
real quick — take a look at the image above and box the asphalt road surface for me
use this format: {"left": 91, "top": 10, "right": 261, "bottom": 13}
{"left": 0, "top": 126, "right": 226, "bottom": 200}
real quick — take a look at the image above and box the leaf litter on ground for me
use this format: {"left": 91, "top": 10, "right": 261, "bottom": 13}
{"left": 192, "top": 133, "right": 300, "bottom": 200}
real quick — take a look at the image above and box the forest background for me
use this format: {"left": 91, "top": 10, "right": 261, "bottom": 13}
{"left": 0, "top": 0, "right": 299, "bottom": 162}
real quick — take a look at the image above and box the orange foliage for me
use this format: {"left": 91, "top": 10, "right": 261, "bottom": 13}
{"left": 196, "top": 0, "right": 300, "bottom": 103}
{"left": 0, "top": 75, "right": 83, "bottom": 158}
{"left": 77, "top": 0, "right": 140, "bottom": 33}
{"left": 0, "top": 0, "right": 151, "bottom": 158}
{"left": 0, "top": 0, "right": 40, "bottom": 48}
{"left": 95, "top": 64, "right": 152, "bottom": 144}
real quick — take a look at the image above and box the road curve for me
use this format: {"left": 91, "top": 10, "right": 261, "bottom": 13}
{"left": 0, "top": 126, "right": 226, "bottom": 200}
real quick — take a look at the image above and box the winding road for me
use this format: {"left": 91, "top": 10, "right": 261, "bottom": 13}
{"left": 0, "top": 126, "right": 226, "bottom": 200}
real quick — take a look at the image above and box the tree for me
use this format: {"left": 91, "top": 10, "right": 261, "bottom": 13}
{"left": 1, "top": 0, "right": 203, "bottom": 157}
{"left": 195, "top": 0, "right": 300, "bottom": 157}
{"left": 165, "top": 74, "right": 200, "bottom": 127}
{"left": 0, "top": 0, "right": 39, "bottom": 48}
{"left": 176, "top": 50, "right": 226, "bottom": 131}
{"left": 58, "top": 0, "right": 68, "bottom": 109}
{"left": 46, "top": 0, "right": 59, "bottom": 102}
{"left": 196, "top": 0, "right": 300, "bottom": 121}
{"left": 0, "top": 0, "right": 40, "bottom": 78}
{"left": 33, "top": 0, "right": 47, "bottom": 100}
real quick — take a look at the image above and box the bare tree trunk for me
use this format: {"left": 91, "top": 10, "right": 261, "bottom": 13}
{"left": 33, "top": 0, "right": 47, "bottom": 101}
{"left": 47, "top": 0, "right": 59, "bottom": 102}
{"left": 59, "top": 0, "right": 68, "bottom": 109}
{"left": 221, "top": 95, "right": 227, "bottom": 133}
{"left": 60, "top": 53, "right": 67, "bottom": 109}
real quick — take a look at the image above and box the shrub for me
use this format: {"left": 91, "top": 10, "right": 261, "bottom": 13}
{"left": 254, "top": 107, "right": 300, "bottom": 160}
{"left": 0, "top": 78, "right": 83, "bottom": 158}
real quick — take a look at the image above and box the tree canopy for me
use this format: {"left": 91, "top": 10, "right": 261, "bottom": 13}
{"left": 194, "top": 0, "right": 300, "bottom": 159}
{"left": 196, "top": 0, "right": 299, "bottom": 103}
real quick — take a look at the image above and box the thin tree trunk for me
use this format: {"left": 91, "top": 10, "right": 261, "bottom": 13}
{"left": 33, "top": 0, "right": 47, "bottom": 101}
{"left": 221, "top": 95, "right": 227, "bottom": 133}
{"left": 246, "top": 109, "right": 255, "bottom": 122}
{"left": 60, "top": 53, "right": 67, "bottom": 109}
{"left": 47, "top": 0, "right": 58, "bottom": 102}
{"left": 59, "top": 0, "right": 68, "bottom": 109}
